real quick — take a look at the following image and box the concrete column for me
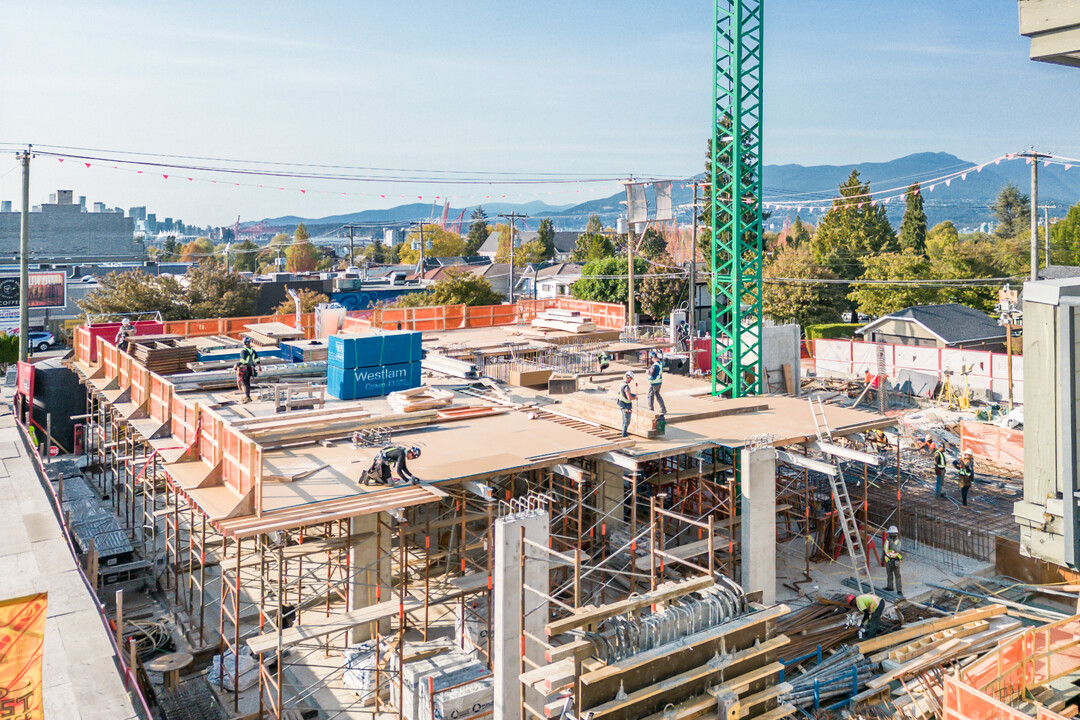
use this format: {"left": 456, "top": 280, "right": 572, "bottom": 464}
{"left": 349, "top": 512, "right": 390, "bottom": 643}
{"left": 739, "top": 447, "right": 777, "bottom": 605}
{"left": 493, "top": 510, "right": 550, "bottom": 720}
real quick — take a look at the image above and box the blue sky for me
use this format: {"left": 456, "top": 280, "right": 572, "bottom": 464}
{"left": 1, "top": 1, "right": 1076, "bottom": 226}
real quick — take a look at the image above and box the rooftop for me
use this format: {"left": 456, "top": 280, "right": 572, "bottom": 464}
{"left": 856, "top": 303, "right": 1006, "bottom": 345}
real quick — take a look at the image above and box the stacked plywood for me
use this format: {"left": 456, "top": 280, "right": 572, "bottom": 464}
{"left": 243, "top": 321, "right": 306, "bottom": 346}
{"left": 531, "top": 309, "right": 597, "bottom": 333}
{"left": 129, "top": 338, "right": 199, "bottom": 375}
{"left": 388, "top": 385, "right": 455, "bottom": 413}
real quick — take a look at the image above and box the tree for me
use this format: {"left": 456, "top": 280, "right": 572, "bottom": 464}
{"left": 364, "top": 239, "right": 388, "bottom": 264}
{"left": 230, "top": 238, "right": 259, "bottom": 273}
{"left": 926, "top": 221, "right": 960, "bottom": 259}
{"left": 391, "top": 268, "right": 502, "bottom": 307}
{"left": 790, "top": 216, "right": 811, "bottom": 247}
{"left": 847, "top": 252, "right": 936, "bottom": 317}
{"left": 536, "top": 218, "right": 556, "bottom": 260}
{"left": 637, "top": 253, "right": 688, "bottom": 319}
{"left": 465, "top": 207, "right": 491, "bottom": 256}
{"left": 515, "top": 238, "right": 549, "bottom": 266}
{"left": 179, "top": 237, "right": 216, "bottom": 263}
{"left": 399, "top": 224, "right": 466, "bottom": 265}
{"left": 762, "top": 245, "right": 848, "bottom": 326}
{"left": 1052, "top": 199, "right": 1080, "bottom": 266}
{"left": 294, "top": 222, "right": 310, "bottom": 242}
{"left": 185, "top": 265, "right": 260, "bottom": 318}
{"left": 494, "top": 224, "right": 537, "bottom": 266}
{"left": 810, "top": 170, "right": 898, "bottom": 276}
{"left": 585, "top": 214, "right": 603, "bottom": 235}
{"left": 899, "top": 182, "right": 927, "bottom": 256}
{"left": 285, "top": 238, "right": 320, "bottom": 272}
{"left": 276, "top": 288, "right": 330, "bottom": 315}
{"left": 993, "top": 183, "right": 1030, "bottom": 239}
{"left": 161, "top": 236, "right": 179, "bottom": 261}
{"left": 930, "top": 233, "right": 1004, "bottom": 312}
{"left": 571, "top": 255, "right": 649, "bottom": 305}
{"left": 79, "top": 271, "right": 191, "bottom": 320}
{"left": 571, "top": 230, "right": 614, "bottom": 263}
{"left": 636, "top": 227, "right": 668, "bottom": 260}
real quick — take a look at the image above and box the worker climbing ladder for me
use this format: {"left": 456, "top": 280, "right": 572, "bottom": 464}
{"left": 810, "top": 398, "right": 873, "bottom": 594}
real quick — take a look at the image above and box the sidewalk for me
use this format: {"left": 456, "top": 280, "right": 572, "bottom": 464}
{"left": 0, "top": 391, "right": 138, "bottom": 719}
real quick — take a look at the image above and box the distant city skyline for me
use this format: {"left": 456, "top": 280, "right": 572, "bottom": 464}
{"left": 2, "top": 1, "right": 1076, "bottom": 226}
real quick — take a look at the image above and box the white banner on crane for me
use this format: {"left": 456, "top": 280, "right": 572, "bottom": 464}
{"left": 653, "top": 181, "right": 673, "bottom": 221}
{"left": 626, "top": 183, "right": 648, "bottom": 224}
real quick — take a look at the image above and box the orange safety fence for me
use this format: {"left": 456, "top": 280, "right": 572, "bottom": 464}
{"left": 960, "top": 420, "right": 1024, "bottom": 468}
{"left": 962, "top": 615, "right": 1080, "bottom": 704}
{"left": 341, "top": 297, "right": 625, "bottom": 333}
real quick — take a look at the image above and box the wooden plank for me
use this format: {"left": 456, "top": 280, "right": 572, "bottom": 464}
{"left": 279, "top": 533, "right": 374, "bottom": 560}
{"left": 557, "top": 394, "right": 661, "bottom": 438}
{"left": 520, "top": 659, "right": 576, "bottom": 694}
{"left": 585, "top": 641, "right": 786, "bottom": 720}
{"left": 855, "top": 604, "right": 1006, "bottom": 655}
{"left": 665, "top": 402, "right": 769, "bottom": 425}
{"left": 782, "top": 364, "right": 795, "bottom": 395}
{"left": 578, "top": 613, "right": 788, "bottom": 712}
{"left": 247, "top": 598, "right": 421, "bottom": 654}
{"left": 546, "top": 577, "right": 714, "bottom": 636}
{"left": 545, "top": 639, "right": 593, "bottom": 664}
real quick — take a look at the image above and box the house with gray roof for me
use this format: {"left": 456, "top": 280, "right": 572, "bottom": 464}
{"left": 855, "top": 304, "right": 1008, "bottom": 352}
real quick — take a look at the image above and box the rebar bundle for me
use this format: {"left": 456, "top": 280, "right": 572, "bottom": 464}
{"left": 584, "top": 577, "right": 746, "bottom": 663}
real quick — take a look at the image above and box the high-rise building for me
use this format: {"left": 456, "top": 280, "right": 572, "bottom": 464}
{"left": 0, "top": 189, "right": 144, "bottom": 261}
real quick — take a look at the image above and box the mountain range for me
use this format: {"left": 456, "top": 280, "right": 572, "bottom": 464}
{"left": 252, "top": 152, "right": 1080, "bottom": 237}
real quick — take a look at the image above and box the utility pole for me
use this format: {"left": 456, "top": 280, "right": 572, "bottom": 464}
{"left": 689, "top": 182, "right": 699, "bottom": 336}
{"left": 627, "top": 219, "right": 636, "bottom": 329}
{"left": 1018, "top": 149, "right": 1051, "bottom": 281}
{"left": 348, "top": 225, "right": 354, "bottom": 267}
{"left": 18, "top": 147, "right": 30, "bottom": 363}
{"left": 1039, "top": 204, "right": 1054, "bottom": 267}
{"left": 224, "top": 242, "right": 232, "bottom": 274}
{"left": 498, "top": 212, "right": 528, "bottom": 304}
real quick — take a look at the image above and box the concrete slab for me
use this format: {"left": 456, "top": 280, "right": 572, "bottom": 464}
{"left": 0, "top": 387, "right": 138, "bottom": 720}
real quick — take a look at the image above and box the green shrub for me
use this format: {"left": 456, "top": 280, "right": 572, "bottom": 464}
{"left": 804, "top": 323, "right": 861, "bottom": 341}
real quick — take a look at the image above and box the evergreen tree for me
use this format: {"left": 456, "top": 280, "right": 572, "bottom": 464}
{"left": 899, "top": 182, "right": 928, "bottom": 256}
{"left": 536, "top": 218, "right": 556, "bottom": 260}
{"left": 809, "top": 170, "right": 897, "bottom": 277}
{"left": 294, "top": 222, "right": 310, "bottom": 242}
{"left": 465, "top": 207, "right": 491, "bottom": 256}
{"left": 993, "top": 183, "right": 1030, "bottom": 239}
{"left": 585, "top": 214, "right": 604, "bottom": 235}
{"left": 790, "top": 216, "right": 811, "bottom": 247}
{"left": 231, "top": 238, "right": 259, "bottom": 273}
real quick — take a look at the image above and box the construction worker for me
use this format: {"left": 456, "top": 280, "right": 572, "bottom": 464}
{"left": 617, "top": 371, "right": 637, "bottom": 438}
{"left": 646, "top": 350, "right": 667, "bottom": 414}
{"left": 596, "top": 351, "right": 613, "bottom": 372}
{"left": 367, "top": 445, "right": 421, "bottom": 485}
{"left": 847, "top": 593, "right": 885, "bottom": 639}
{"left": 933, "top": 443, "right": 947, "bottom": 498}
{"left": 953, "top": 451, "right": 975, "bottom": 506}
{"left": 883, "top": 526, "right": 903, "bottom": 597}
{"left": 114, "top": 318, "right": 137, "bottom": 352}
{"left": 234, "top": 337, "right": 260, "bottom": 403}
{"left": 917, "top": 434, "right": 936, "bottom": 453}
{"left": 676, "top": 320, "right": 690, "bottom": 353}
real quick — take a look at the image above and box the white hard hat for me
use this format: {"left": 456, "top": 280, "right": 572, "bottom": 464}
{"left": 624, "top": 371, "right": 635, "bottom": 379}
{"left": 887, "top": 525, "right": 899, "bottom": 534}
{"left": 121, "top": 318, "right": 131, "bottom": 325}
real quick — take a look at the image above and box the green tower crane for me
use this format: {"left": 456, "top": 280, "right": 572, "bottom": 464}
{"left": 710, "top": 0, "right": 764, "bottom": 398}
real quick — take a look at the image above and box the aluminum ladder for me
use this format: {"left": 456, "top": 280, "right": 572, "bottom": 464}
{"left": 809, "top": 398, "right": 873, "bottom": 594}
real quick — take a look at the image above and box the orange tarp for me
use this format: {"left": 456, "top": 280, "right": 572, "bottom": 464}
{"left": 0, "top": 592, "right": 47, "bottom": 720}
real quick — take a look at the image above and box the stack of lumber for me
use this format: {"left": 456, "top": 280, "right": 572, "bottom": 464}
{"left": 243, "top": 321, "right": 305, "bottom": 346}
{"left": 388, "top": 385, "right": 454, "bottom": 413}
{"left": 557, "top": 392, "right": 664, "bottom": 438}
{"left": 129, "top": 338, "right": 199, "bottom": 374}
{"left": 187, "top": 355, "right": 287, "bottom": 373}
{"left": 231, "top": 407, "right": 439, "bottom": 447}
{"left": 420, "top": 354, "right": 479, "bottom": 379}
{"left": 848, "top": 604, "right": 1023, "bottom": 719}
{"left": 531, "top": 309, "right": 597, "bottom": 333}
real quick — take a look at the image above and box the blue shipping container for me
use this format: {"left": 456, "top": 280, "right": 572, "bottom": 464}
{"left": 327, "top": 361, "right": 421, "bottom": 400}
{"left": 328, "top": 331, "right": 422, "bottom": 369}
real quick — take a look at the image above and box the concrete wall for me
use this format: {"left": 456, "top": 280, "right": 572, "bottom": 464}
{"left": 0, "top": 204, "right": 144, "bottom": 262}
{"left": 763, "top": 323, "right": 800, "bottom": 394}
{"left": 1015, "top": 278, "right": 1080, "bottom": 566}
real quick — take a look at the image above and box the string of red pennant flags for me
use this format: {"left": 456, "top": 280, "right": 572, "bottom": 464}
{"left": 32, "top": 148, "right": 1077, "bottom": 211}
{"left": 36, "top": 150, "right": 631, "bottom": 206}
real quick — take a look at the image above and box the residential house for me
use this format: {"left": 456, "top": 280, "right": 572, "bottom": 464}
{"left": 478, "top": 230, "right": 579, "bottom": 261}
{"left": 855, "top": 304, "right": 1008, "bottom": 352}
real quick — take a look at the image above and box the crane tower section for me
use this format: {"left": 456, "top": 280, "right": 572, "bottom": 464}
{"left": 710, "top": 0, "right": 764, "bottom": 397}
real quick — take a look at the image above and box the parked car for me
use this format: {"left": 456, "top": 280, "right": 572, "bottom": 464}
{"left": 28, "top": 331, "right": 54, "bottom": 352}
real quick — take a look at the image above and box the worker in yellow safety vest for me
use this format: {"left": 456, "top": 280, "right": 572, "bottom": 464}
{"left": 847, "top": 593, "right": 885, "bottom": 639}
{"left": 883, "top": 526, "right": 903, "bottom": 597}
{"left": 646, "top": 350, "right": 666, "bottom": 415}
